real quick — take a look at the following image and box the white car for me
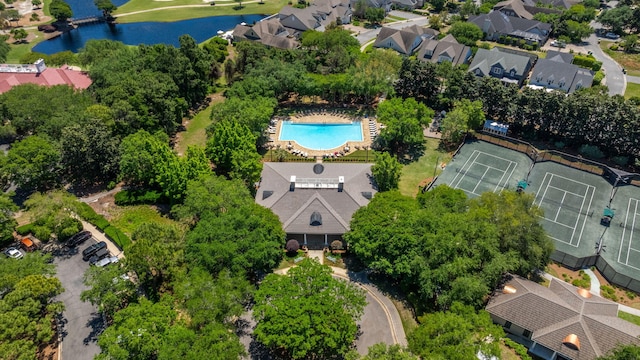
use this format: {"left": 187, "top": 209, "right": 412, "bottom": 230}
{"left": 95, "top": 256, "right": 119, "bottom": 267}
{"left": 4, "top": 247, "right": 23, "bottom": 259}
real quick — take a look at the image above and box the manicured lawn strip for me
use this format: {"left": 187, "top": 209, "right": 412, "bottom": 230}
{"left": 6, "top": 30, "right": 47, "bottom": 64}
{"left": 385, "top": 15, "right": 406, "bottom": 21}
{"left": 115, "top": 0, "right": 287, "bottom": 23}
{"left": 398, "top": 138, "right": 450, "bottom": 198}
{"left": 625, "top": 82, "right": 640, "bottom": 99}
{"left": 601, "top": 41, "right": 640, "bottom": 77}
{"left": 110, "top": 205, "right": 181, "bottom": 237}
{"left": 619, "top": 311, "right": 640, "bottom": 326}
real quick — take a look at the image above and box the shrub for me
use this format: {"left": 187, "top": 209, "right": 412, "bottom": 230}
{"left": 626, "top": 290, "right": 636, "bottom": 300}
{"left": 612, "top": 156, "right": 629, "bottom": 166}
{"left": 573, "top": 54, "right": 602, "bottom": 71}
{"left": 554, "top": 141, "right": 565, "bottom": 149}
{"left": 331, "top": 240, "right": 344, "bottom": 251}
{"left": 75, "top": 202, "right": 101, "bottom": 222}
{"left": 504, "top": 338, "right": 532, "bottom": 360}
{"left": 600, "top": 285, "right": 618, "bottom": 301}
{"left": 593, "top": 70, "right": 605, "bottom": 85}
{"left": 104, "top": 225, "right": 132, "bottom": 249}
{"left": 33, "top": 225, "right": 52, "bottom": 242}
{"left": 579, "top": 144, "right": 605, "bottom": 159}
{"left": 16, "top": 223, "right": 33, "bottom": 235}
{"left": 610, "top": 44, "right": 619, "bottom": 51}
{"left": 94, "top": 217, "right": 110, "bottom": 231}
{"left": 114, "top": 189, "right": 165, "bottom": 206}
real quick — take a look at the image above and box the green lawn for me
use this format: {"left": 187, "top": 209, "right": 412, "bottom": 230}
{"left": 619, "top": 311, "right": 640, "bottom": 326}
{"left": 601, "top": 41, "right": 640, "bottom": 77}
{"left": 110, "top": 205, "right": 182, "bottom": 237}
{"left": 398, "top": 138, "right": 450, "bottom": 197}
{"left": 175, "top": 96, "right": 222, "bottom": 155}
{"left": 115, "top": 0, "right": 287, "bottom": 23}
{"left": 6, "top": 30, "right": 47, "bottom": 64}
{"left": 625, "top": 82, "right": 640, "bottom": 100}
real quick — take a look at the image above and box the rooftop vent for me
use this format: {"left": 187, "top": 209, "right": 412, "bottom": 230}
{"left": 262, "top": 190, "right": 274, "bottom": 200}
{"left": 503, "top": 285, "right": 517, "bottom": 294}
{"left": 310, "top": 211, "right": 322, "bottom": 226}
{"left": 562, "top": 334, "right": 580, "bottom": 351}
{"left": 577, "top": 288, "right": 591, "bottom": 298}
{"left": 313, "top": 164, "right": 324, "bottom": 174}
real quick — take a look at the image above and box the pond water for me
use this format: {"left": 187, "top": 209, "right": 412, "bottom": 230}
{"left": 279, "top": 121, "right": 364, "bottom": 151}
{"left": 33, "top": 14, "right": 265, "bottom": 54}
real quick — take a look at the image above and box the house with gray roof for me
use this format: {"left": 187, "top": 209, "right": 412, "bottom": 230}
{"left": 469, "top": 11, "right": 552, "bottom": 46}
{"left": 255, "top": 163, "right": 376, "bottom": 250}
{"left": 487, "top": 275, "right": 640, "bottom": 360}
{"left": 493, "top": 0, "right": 563, "bottom": 19}
{"left": 468, "top": 47, "right": 536, "bottom": 86}
{"left": 233, "top": 17, "right": 299, "bottom": 49}
{"left": 373, "top": 25, "right": 438, "bottom": 55}
{"left": 415, "top": 34, "right": 472, "bottom": 65}
{"left": 233, "top": 0, "right": 351, "bottom": 48}
{"left": 528, "top": 50, "right": 593, "bottom": 93}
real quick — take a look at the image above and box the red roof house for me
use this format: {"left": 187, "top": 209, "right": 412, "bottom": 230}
{"left": 0, "top": 59, "right": 92, "bottom": 94}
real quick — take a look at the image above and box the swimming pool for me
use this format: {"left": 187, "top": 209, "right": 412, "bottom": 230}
{"left": 279, "top": 121, "right": 363, "bottom": 150}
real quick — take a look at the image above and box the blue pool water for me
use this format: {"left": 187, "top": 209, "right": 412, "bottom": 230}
{"left": 33, "top": 14, "right": 265, "bottom": 54}
{"left": 279, "top": 121, "right": 363, "bottom": 150}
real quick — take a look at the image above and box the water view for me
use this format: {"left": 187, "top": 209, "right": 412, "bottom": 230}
{"left": 33, "top": 14, "right": 265, "bottom": 54}
{"left": 279, "top": 122, "right": 364, "bottom": 150}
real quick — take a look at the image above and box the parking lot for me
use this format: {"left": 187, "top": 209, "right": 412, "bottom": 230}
{"left": 53, "top": 238, "right": 106, "bottom": 360}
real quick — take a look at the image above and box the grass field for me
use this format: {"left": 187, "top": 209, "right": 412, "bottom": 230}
{"left": 601, "top": 41, "right": 640, "bottom": 77}
{"left": 619, "top": 311, "right": 640, "bottom": 326}
{"left": 115, "top": 0, "right": 287, "bottom": 23}
{"left": 110, "top": 205, "right": 182, "bottom": 237}
{"left": 398, "top": 138, "right": 450, "bottom": 197}
{"left": 175, "top": 94, "right": 224, "bottom": 154}
{"left": 625, "top": 82, "right": 640, "bottom": 99}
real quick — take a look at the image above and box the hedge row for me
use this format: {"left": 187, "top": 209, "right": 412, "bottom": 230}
{"left": 114, "top": 189, "right": 166, "bottom": 206}
{"left": 16, "top": 223, "right": 34, "bottom": 236}
{"left": 75, "top": 202, "right": 131, "bottom": 250}
{"left": 504, "top": 338, "right": 532, "bottom": 360}
{"left": 573, "top": 54, "right": 602, "bottom": 71}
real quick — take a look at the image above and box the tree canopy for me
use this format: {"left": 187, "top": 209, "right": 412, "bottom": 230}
{"left": 375, "top": 97, "right": 433, "bottom": 161}
{"left": 253, "top": 259, "right": 366, "bottom": 359}
{"left": 371, "top": 151, "right": 402, "bottom": 191}
{"left": 345, "top": 186, "right": 553, "bottom": 311}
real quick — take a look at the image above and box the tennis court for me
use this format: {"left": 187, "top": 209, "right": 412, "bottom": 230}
{"left": 526, "top": 161, "right": 611, "bottom": 256}
{"left": 606, "top": 185, "right": 640, "bottom": 274}
{"left": 433, "top": 141, "right": 531, "bottom": 197}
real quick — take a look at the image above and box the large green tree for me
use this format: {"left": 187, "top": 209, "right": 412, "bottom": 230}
{"left": 7, "top": 135, "right": 61, "bottom": 191}
{"left": 447, "top": 21, "right": 484, "bottom": 46}
{"left": 206, "top": 119, "right": 262, "bottom": 186}
{"left": 0, "top": 192, "right": 17, "bottom": 246}
{"left": 253, "top": 259, "right": 366, "bottom": 359}
{"left": 23, "top": 190, "right": 82, "bottom": 242}
{"left": 49, "top": 0, "right": 72, "bottom": 21}
{"left": 597, "top": 345, "right": 640, "bottom": 360}
{"left": 375, "top": 97, "right": 433, "bottom": 161}
{"left": 407, "top": 302, "right": 504, "bottom": 359}
{"left": 371, "top": 151, "right": 402, "bottom": 191}
{"left": 81, "top": 264, "right": 137, "bottom": 320}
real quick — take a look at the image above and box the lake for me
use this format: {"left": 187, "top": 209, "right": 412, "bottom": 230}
{"left": 33, "top": 14, "right": 265, "bottom": 54}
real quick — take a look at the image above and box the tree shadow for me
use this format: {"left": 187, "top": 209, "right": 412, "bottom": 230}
{"left": 82, "top": 312, "right": 105, "bottom": 345}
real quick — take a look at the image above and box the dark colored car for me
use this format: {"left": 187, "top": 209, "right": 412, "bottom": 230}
{"left": 82, "top": 241, "right": 107, "bottom": 261}
{"left": 66, "top": 231, "right": 92, "bottom": 247}
{"left": 89, "top": 248, "right": 110, "bottom": 265}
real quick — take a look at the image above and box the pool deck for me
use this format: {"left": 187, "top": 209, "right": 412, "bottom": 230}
{"left": 267, "top": 111, "right": 377, "bottom": 159}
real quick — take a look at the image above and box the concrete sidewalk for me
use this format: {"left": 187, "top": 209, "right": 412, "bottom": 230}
{"left": 80, "top": 220, "right": 125, "bottom": 259}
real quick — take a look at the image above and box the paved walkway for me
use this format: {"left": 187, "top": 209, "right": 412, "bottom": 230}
{"left": 583, "top": 268, "right": 600, "bottom": 296}
{"left": 627, "top": 75, "right": 640, "bottom": 84}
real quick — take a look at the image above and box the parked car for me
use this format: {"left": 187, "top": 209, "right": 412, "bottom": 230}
{"left": 95, "top": 256, "right": 119, "bottom": 267}
{"left": 20, "top": 238, "right": 37, "bottom": 252}
{"left": 605, "top": 32, "right": 620, "bottom": 40}
{"left": 66, "top": 231, "right": 92, "bottom": 247}
{"left": 82, "top": 241, "right": 107, "bottom": 261}
{"left": 550, "top": 40, "right": 566, "bottom": 48}
{"left": 89, "top": 248, "right": 110, "bottom": 265}
{"left": 4, "top": 247, "right": 23, "bottom": 259}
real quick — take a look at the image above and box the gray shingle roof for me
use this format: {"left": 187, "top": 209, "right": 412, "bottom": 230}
{"left": 469, "top": 12, "right": 551, "bottom": 42}
{"left": 256, "top": 163, "right": 376, "bottom": 234}
{"left": 468, "top": 47, "right": 533, "bottom": 77}
{"left": 373, "top": 25, "right": 436, "bottom": 55}
{"left": 415, "top": 36, "right": 471, "bottom": 65}
{"left": 530, "top": 58, "right": 594, "bottom": 93}
{"left": 487, "top": 275, "right": 640, "bottom": 360}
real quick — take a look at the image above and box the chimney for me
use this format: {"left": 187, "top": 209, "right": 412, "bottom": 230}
{"left": 34, "top": 59, "right": 46, "bottom": 74}
{"left": 338, "top": 176, "right": 344, "bottom": 192}
{"left": 290, "top": 175, "right": 296, "bottom": 192}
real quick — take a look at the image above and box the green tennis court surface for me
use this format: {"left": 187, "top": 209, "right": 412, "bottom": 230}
{"left": 432, "top": 140, "right": 640, "bottom": 289}
{"left": 432, "top": 140, "right": 531, "bottom": 196}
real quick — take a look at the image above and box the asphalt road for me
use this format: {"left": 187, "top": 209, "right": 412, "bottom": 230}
{"left": 583, "top": 22, "right": 626, "bottom": 96}
{"left": 53, "top": 239, "right": 103, "bottom": 360}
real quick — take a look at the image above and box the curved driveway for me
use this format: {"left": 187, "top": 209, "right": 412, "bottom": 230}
{"left": 583, "top": 22, "right": 626, "bottom": 96}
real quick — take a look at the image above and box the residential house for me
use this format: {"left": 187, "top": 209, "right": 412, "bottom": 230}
{"left": 255, "top": 163, "right": 376, "bottom": 250}
{"left": 232, "top": 17, "right": 299, "bottom": 49}
{"left": 415, "top": 34, "right": 472, "bottom": 65}
{"left": 468, "top": 47, "right": 536, "bottom": 86}
{"left": 469, "top": 11, "right": 552, "bottom": 46}
{"left": 232, "top": 0, "right": 351, "bottom": 48}
{"left": 528, "top": 50, "right": 594, "bottom": 93}
{"left": 391, "top": 0, "right": 424, "bottom": 10}
{"left": 493, "top": 0, "right": 563, "bottom": 20}
{"left": 373, "top": 25, "right": 439, "bottom": 55}
{"left": 487, "top": 275, "right": 640, "bottom": 360}
{"left": 350, "top": 0, "right": 392, "bottom": 14}
{"left": 0, "top": 59, "right": 92, "bottom": 94}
